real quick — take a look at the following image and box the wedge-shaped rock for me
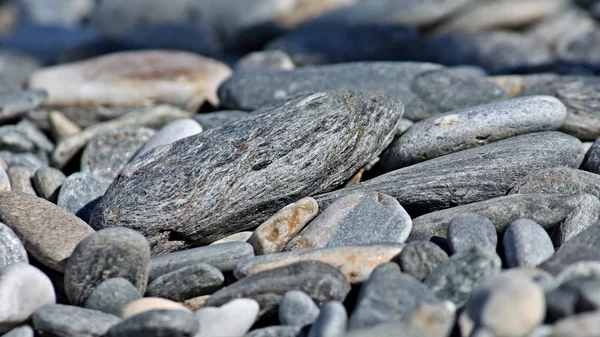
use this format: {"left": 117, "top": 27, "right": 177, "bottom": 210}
{"left": 90, "top": 91, "right": 403, "bottom": 254}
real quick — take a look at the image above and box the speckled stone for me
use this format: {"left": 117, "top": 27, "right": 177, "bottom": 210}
{"left": 0, "top": 222, "right": 27, "bottom": 268}
{"left": 279, "top": 291, "right": 320, "bottom": 327}
{"left": 194, "top": 299, "right": 259, "bottom": 337}
{"left": 191, "top": 111, "right": 249, "bottom": 131}
{"left": 83, "top": 278, "right": 142, "bottom": 316}
{"left": 57, "top": 172, "right": 112, "bottom": 223}
{"left": 0, "top": 152, "right": 45, "bottom": 171}
{"left": 0, "top": 85, "right": 46, "bottom": 123}
{"left": 307, "top": 301, "right": 347, "bottom": 337}
{"left": 447, "top": 213, "right": 497, "bottom": 253}
{"left": 121, "top": 298, "right": 191, "bottom": 319}
{"left": 145, "top": 263, "right": 224, "bottom": 302}
{"left": 235, "top": 50, "right": 295, "bottom": 71}
{"left": 2, "top": 325, "right": 34, "bottom": 337}
{"left": 32, "top": 304, "right": 120, "bottom": 337}
{"left": 510, "top": 167, "right": 600, "bottom": 199}
{"left": 32, "top": 166, "right": 65, "bottom": 202}
{"left": 7, "top": 166, "right": 35, "bottom": 195}
{"left": 131, "top": 119, "right": 201, "bottom": 161}
{"left": 503, "top": 219, "right": 555, "bottom": 267}
{"left": 103, "top": 310, "right": 199, "bottom": 337}
{"left": 397, "top": 241, "right": 449, "bottom": 281}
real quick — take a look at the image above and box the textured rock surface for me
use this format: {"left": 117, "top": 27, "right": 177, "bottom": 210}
{"left": 32, "top": 304, "right": 120, "bottom": 337}
{"left": 0, "top": 223, "right": 27, "bottom": 268}
{"left": 131, "top": 119, "right": 201, "bottom": 161}
{"left": 191, "top": 110, "right": 249, "bottom": 131}
{"left": 83, "top": 278, "right": 142, "bottom": 316}
{"left": 503, "top": 219, "right": 555, "bottom": 267}
{"left": 103, "top": 310, "right": 198, "bottom": 337}
{"left": 279, "top": 291, "right": 320, "bottom": 327}
{"left": 510, "top": 167, "right": 600, "bottom": 198}
{"left": 397, "top": 241, "right": 448, "bottom": 281}
{"left": 145, "top": 263, "right": 224, "bottom": 301}
{"left": 447, "top": 213, "right": 497, "bottom": 253}
{"left": 0, "top": 166, "right": 9, "bottom": 193}
{"left": 32, "top": 166, "right": 65, "bottom": 202}
{"left": 307, "top": 301, "right": 347, "bottom": 337}
{"left": 57, "top": 172, "right": 112, "bottom": 223}
{"left": 91, "top": 91, "right": 403, "bottom": 254}
{"left": 194, "top": 299, "right": 259, "bottom": 337}
{"left": 7, "top": 166, "right": 35, "bottom": 195}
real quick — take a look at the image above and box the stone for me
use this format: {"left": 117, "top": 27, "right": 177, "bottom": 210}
{"left": 0, "top": 85, "right": 46, "bottom": 123}
{"left": 447, "top": 213, "right": 497, "bottom": 253}
{"left": 307, "top": 301, "right": 347, "bottom": 337}
{"left": 81, "top": 126, "right": 155, "bottom": 179}
{"left": 2, "top": 325, "right": 33, "bottom": 337}
{"left": 103, "top": 310, "right": 199, "bottom": 337}
{"left": 205, "top": 261, "right": 351, "bottom": 317}
{"left": 244, "top": 326, "right": 302, "bottom": 337}
{"left": 544, "top": 273, "right": 600, "bottom": 321}
{"left": 316, "top": 132, "right": 584, "bottom": 217}
{"left": 551, "top": 310, "right": 600, "bottom": 337}
{"left": 396, "top": 241, "right": 448, "bottom": 281}
{"left": 349, "top": 263, "right": 439, "bottom": 330}
{"left": 234, "top": 244, "right": 404, "bottom": 284}
{"left": 32, "top": 304, "right": 120, "bottom": 337}
{"left": 0, "top": 192, "right": 95, "bottom": 271}
{"left": 57, "top": 172, "right": 112, "bottom": 223}
{"left": 285, "top": 193, "right": 411, "bottom": 251}
{"left": 91, "top": 91, "right": 403, "bottom": 254}
{"left": 0, "top": 120, "right": 54, "bottom": 159}
{"left": 145, "top": 263, "right": 224, "bottom": 302}
{"left": 48, "top": 110, "right": 81, "bottom": 140}
{"left": 0, "top": 223, "right": 27, "bottom": 268}
{"left": 83, "top": 278, "right": 142, "bottom": 316}
{"left": 503, "top": 219, "right": 555, "bottom": 268}
{"left": 406, "top": 301, "right": 456, "bottom": 337}
{"left": 7, "top": 167, "right": 35, "bottom": 195}
{"left": 148, "top": 242, "right": 254, "bottom": 282}
{"left": 279, "top": 291, "right": 320, "bottom": 327}
{"left": 583, "top": 139, "right": 600, "bottom": 174}
{"left": 0, "top": 263, "right": 55, "bottom": 332}
{"left": 344, "top": 323, "right": 426, "bottom": 337}
{"left": 0, "top": 49, "right": 40, "bottom": 88}
{"left": 555, "top": 262, "right": 600, "bottom": 285}
{"left": 248, "top": 197, "right": 318, "bottom": 255}
{"left": 0, "top": 166, "right": 9, "bottom": 193}
{"left": 121, "top": 298, "right": 191, "bottom": 319}
{"left": 510, "top": 167, "right": 600, "bottom": 199}
{"left": 194, "top": 299, "right": 259, "bottom": 337}
{"left": 209, "top": 231, "right": 253, "bottom": 245}
{"left": 235, "top": 50, "right": 295, "bottom": 71}
{"left": 425, "top": 247, "right": 502, "bottom": 307}
{"left": 218, "top": 62, "right": 505, "bottom": 121}
{"left": 0, "top": 152, "right": 44, "bottom": 171}
{"left": 64, "top": 227, "right": 150, "bottom": 306}
{"left": 381, "top": 95, "right": 566, "bottom": 169}
{"left": 183, "top": 296, "right": 210, "bottom": 311}
{"left": 191, "top": 110, "right": 249, "bottom": 131}
{"left": 526, "top": 10, "right": 596, "bottom": 50}
{"left": 396, "top": 118, "right": 413, "bottom": 136}
{"left": 556, "top": 28, "right": 600, "bottom": 72}
{"left": 19, "top": 0, "right": 94, "bottom": 26}
{"left": 131, "top": 119, "right": 201, "bottom": 161}
{"left": 32, "top": 166, "right": 65, "bottom": 202}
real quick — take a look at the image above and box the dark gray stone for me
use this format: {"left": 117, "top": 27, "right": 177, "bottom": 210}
{"left": 131, "top": 120, "right": 201, "bottom": 161}
{"left": 447, "top": 213, "right": 497, "bottom": 253}
{"left": 349, "top": 263, "right": 439, "bottom": 330}
{"left": 556, "top": 28, "right": 600, "bottom": 73}
{"left": 64, "top": 228, "right": 150, "bottom": 306}
{"left": 544, "top": 275, "right": 600, "bottom": 322}
{"left": 503, "top": 219, "right": 555, "bottom": 267}
{"left": 57, "top": 172, "right": 112, "bottom": 223}
{"left": 91, "top": 91, "right": 403, "bottom": 254}
{"left": 0, "top": 85, "right": 46, "bottom": 123}
{"left": 315, "top": 132, "right": 584, "bottom": 217}
{"left": 307, "top": 301, "right": 347, "bottom": 337}
{"left": 0, "top": 152, "right": 45, "bottom": 171}
{"left": 191, "top": 110, "right": 249, "bottom": 130}
{"left": 510, "top": 167, "right": 600, "bottom": 197}
{"left": 396, "top": 241, "right": 448, "bottom": 281}
{"left": 145, "top": 263, "right": 224, "bottom": 302}
{"left": 244, "top": 326, "right": 302, "bottom": 337}
{"left": 279, "top": 291, "right": 320, "bottom": 327}
{"left": 103, "top": 310, "right": 199, "bottom": 337}
{"left": 205, "top": 261, "right": 351, "bottom": 317}
{"left": 0, "top": 222, "right": 27, "bottom": 268}
{"left": 425, "top": 247, "right": 502, "bottom": 307}
{"left": 32, "top": 166, "right": 66, "bottom": 202}
{"left": 83, "top": 278, "right": 142, "bottom": 316}
{"left": 148, "top": 242, "right": 254, "bottom": 282}
{"left": 582, "top": 139, "right": 600, "bottom": 174}
{"left": 2, "top": 325, "right": 34, "bottom": 337}
{"left": 32, "top": 304, "right": 121, "bottom": 337}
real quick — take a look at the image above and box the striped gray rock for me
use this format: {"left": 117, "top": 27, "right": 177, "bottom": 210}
{"left": 191, "top": 111, "right": 249, "bottom": 131}
{"left": 131, "top": 119, "right": 202, "bottom": 162}
{"left": 90, "top": 91, "right": 403, "bottom": 254}
{"left": 509, "top": 167, "right": 600, "bottom": 198}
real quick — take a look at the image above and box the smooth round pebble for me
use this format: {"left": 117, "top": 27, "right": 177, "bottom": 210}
{"left": 397, "top": 241, "right": 449, "bottom": 281}
{"left": 307, "top": 301, "right": 348, "bottom": 337}
{"left": 447, "top": 213, "right": 497, "bottom": 253}
{"left": 279, "top": 290, "right": 320, "bottom": 327}
{"left": 131, "top": 119, "right": 202, "bottom": 161}
{"left": 57, "top": 171, "right": 112, "bottom": 223}
{"left": 83, "top": 278, "right": 142, "bottom": 316}
{"left": 121, "top": 298, "right": 191, "bottom": 319}
{"left": 194, "top": 298, "right": 259, "bottom": 337}
{"left": 244, "top": 326, "right": 302, "bottom": 337}
{"left": 0, "top": 166, "right": 10, "bottom": 192}
{"left": 32, "top": 304, "right": 120, "bottom": 337}
{"left": 0, "top": 222, "right": 27, "bottom": 268}
{"left": 32, "top": 166, "right": 65, "bottom": 202}
{"left": 503, "top": 219, "right": 555, "bottom": 267}
{"left": 103, "top": 310, "right": 199, "bottom": 337}
{"left": 145, "top": 263, "right": 224, "bottom": 302}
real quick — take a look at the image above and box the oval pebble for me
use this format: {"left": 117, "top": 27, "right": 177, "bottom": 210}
{"left": 32, "top": 166, "right": 65, "bottom": 202}
{"left": 121, "top": 298, "right": 191, "bottom": 319}
{"left": 32, "top": 304, "right": 120, "bottom": 337}
{"left": 503, "top": 219, "right": 555, "bottom": 267}
{"left": 145, "top": 263, "right": 224, "bottom": 302}
{"left": 279, "top": 290, "right": 320, "bottom": 327}
{"left": 131, "top": 119, "right": 202, "bottom": 161}
{"left": 194, "top": 299, "right": 259, "bottom": 337}
{"left": 396, "top": 241, "right": 449, "bottom": 281}
{"left": 447, "top": 213, "right": 497, "bottom": 253}
{"left": 57, "top": 172, "right": 112, "bottom": 223}
{"left": 307, "top": 301, "right": 347, "bottom": 337}
{"left": 0, "top": 223, "right": 27, "bottom": 268}
{"left": 103, "top": 310, "right": 199, "bottom": 337}
{"left": 83, "top": 278, "right": 142, "bottom": 317}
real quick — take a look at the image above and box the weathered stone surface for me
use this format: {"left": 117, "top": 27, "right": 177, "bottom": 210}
{"left": 64, "top": 227, "right": 150, "bottom": 306}
{"left": 279, "top": 291, "right": 320, "bottom": 327}
{"left": 307, "top": 301, "right": 347, "bottom": 337}
{"left": 0, "top": 192, "right": 94, "bottom": 271}
{"left": 0, "top": 152, "right": 44, "bottom": 172}
{"left": 556, "top": 27, "right": 600, "bottom": 72}
{"left": 131, "top": 119, "right": 201, "bottom": 162}
{"left": 7, "top": 166, "right": 35, "bottom": 195}
{"left": 316, "top": 132, "right": 584, "bottom": 217}
{"left": 397, "top": 241, "right": 448, "bottom": 281}
{"left": 583, "top": 138, "right": 600, "bottom": 174}
{"left": 382, "top": 95, "right": 566, "bottom": 169}
{"left": 234, "top": 244, "right": 404, "bottom": 283}
{"left": 194, "top": 299, "right": 259, "bottom": 337}
{"left": 121, "top": 298, "right": 191, "bottom": 319}
{"left": 83, "top": 278, "right": 142, "bottom": 316}
{"left": 447, "top": 213, "right": 497, "bottom": 253}
{"left": 0, "top": 120, "right": 54, "bottom": 162}
{"left": 145, "top": 263, "right": 224, "bottom": 302}
{"left": 510, "top": 167, "right": 600, "bottom": 199}
{"left": 57, "top": 172, "right": 112, "bottom": 223}
{"left": 235, "top": 50, "right": 295, "bottom": 71}
{"left": 205, "top": 261, "right": 350, "bottom": 317}
{"left": 209, "top": 231, "right": 253, "bottom": 245}
{"left": 248, "top": 197, "right": 318, "bottom": 255}
{"left": 32, "top": 166, "right": 65, "bottom": 202}
{"left": 503, "top": 219, "right": 555, "bottom": 268}
{"left": 0, "top": 85, "right": 46, "bottom": 123}
{"left": 103, "top": 310, "right": 199, "bottom": 337}
{"left": 191, "top": 110, "right": 249, "bottom": 131}
{"left": 91, "top": 91, "right": 403, "bottom": 254}
{"left": 32, "top": 304, "right": 120, "bottom": 337}
{"left": 0, "top": 223, "right": 27, "bottom": 268}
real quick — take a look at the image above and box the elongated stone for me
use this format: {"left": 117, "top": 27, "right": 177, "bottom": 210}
{"left": 32, "top": 304, "right": 120, "bottom": 337}
{"left": 307, "top": 301, "right": 347, "bottom": 337}
{"left": 145, "top": 263, "right": 224, "bottom": 302}
{"left": 209, "top": 231, "right": 253, "bottom": 245}
{"left": 381, "top": 95, "right": 566, "bottom": 169}
{"left": 103, "top": 310, "right": 198, "bottom": 337}
{"left": 510, "top": 167, "right": 600, "bottom": 198}
{"left": 121, "top": 298, "right": 190, "bottom": 319}
{"left": 91, "top": 91, "right": 403, "bottom": 254}
{"left": 131, "top": 119, "right": 202, "bottom": 161}
{"left": 315, "top": 132, "right": 584, "bottom": 217}
{"left": 234, "top": 244, "right": 404, "bottom": 283}
{"left": 0, "top": 166, "right": 9, "bottom": 193}
{"left": 48, "top": 110, "right": 80, "bottom": 140}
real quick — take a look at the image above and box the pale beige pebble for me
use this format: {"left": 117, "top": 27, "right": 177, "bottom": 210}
{"left": 345, "top": 168, "right": 365, "bottom": 187}
{"left": 7, "top": 166, "right": 35, "bottom": 195}
{"left": 487, "top": 75, "right": 525, "bottom": 98}
{"left": 183, "top": 295, "right": 210, "bottom": 311}
{"left": 28, "top": 50, "right": 232, "bottom": 109}
{"left": 120, "top": 297, "right": 191, "bottom": 319}
{"left": 274, "top": 0, "right": 358, "bottom": 27}
{"left": 48, "top": 110, "right": 81, "bottom": 141}
{"left": 209, "top": 232, "right": 253, "bottom": 245}
{"left": 551, "top": 310, "right": 600, "bottom": 337}
{"left": 51, "top": 104, "right": 192, "bottom": 168}
{"left": 235, "top": 51, "right": 295, "bottom": 71}
{"left": 0, "top": 166, "right": 10, "bottom": 192}
{"left": 396, "top": 118, "right": 413, "bottom": 136}
{"left": 584, "top": 142, "right": 594, "bottom": 153}
{"left": 247, "top": 197, "right": 318, "bottom": 255}
{"left": 407, "top": 300, "right": 456, "bottom": 337}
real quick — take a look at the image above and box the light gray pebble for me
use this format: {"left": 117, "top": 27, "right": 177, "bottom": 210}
{"left": 235, "top": 50, "right": 295, "bottom": 71}
{"left": 209, "top": 231, "right": 253, "bottom": 245}
{"left": 0, "top": 223, "right": 27, "bottom": 268}
{"left": 397, "top": 241, "right": 448, "bottom": 281}
{"left": 33, "top": 304, "right": 121, "bottom": 337}
{"left": 194, "top": 298, "right": 259, "bottom": 337}
{"left": 244, "top": 326, "right": 302, "bottom": 337}
{"left": 503, "top": 219, "right": 555, "bottom": 267}
{"left": 145, "top": 263, "right": 224, "bottom": 302}
{"left": 279, "top": 291, "right": 320, "bottom": 327}
{"left": 32, "top": 166, "right": 65, "bottom": 202}
{"left": 1, "top": 325, "right": 33, "bottom": 337}
{"left": 0, "top": 86, "right": 46, "bottom": 124}
{"left": 131, "top": 119, "right": 202, "bottom": 161}
{"left": 447, "top": 213, "right": 497, "bottom": 253}
{"left": 57, "top": 172, "right": 112, "bottom": 223}
{"left": 307, "top": 301, "right": 347, "bottom": 337}
{"left": 83, "top": 278, "right": 142, "bottom": 316}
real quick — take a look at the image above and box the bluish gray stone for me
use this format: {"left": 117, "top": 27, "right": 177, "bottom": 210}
{"left": 1, "top": 325, "right": 33, "bottom": 337}
{"left": 447, "top": 213, "right": 497, "bottom": 253}
{"left": 145, "top": 263, "right": 224, "bottom": 302}
{"left": 131, "top": 119, "right": 202, "bottom": 161}
{"left": 307, "top": 301, "right": 347, "bottom": 337}
{"left": 32, "top": 304, "right": 120, "bottom": 337}
{"left": 103, "top": 310, "right": 198, "bottom": 337}
{"left": 0, "top": 223, "right": 27, "bottom": 268}
{"left": 32, "top": 166, "right": 65, "bottom": 202}
{"left": 510, "top": 167, "right": 600, "bottom": 198}
{"left": 0, "top": 152, "right": 44, "bottom": 171}
{"left": 279, "top": 291, "right": 320, "bottom": 327}
{"left": 83, "top": 278, "right": 142, "bottom": 316}
{"left": 583, "top": 138, "right": 600, "bottom": 174}
{"left": 0, "top": 120, "right": 53, "bottom": 162}
{"left": 191, "top": 110, "right": 249, "bottom": 131}
{"left": 503, "top": 219, "right": 555, "bottom": 267}
{"left": 57, "top": 172, "right": 112, "bottom": 223}
{"left": 397, "top": 241, "right": 448, "bottom": 281}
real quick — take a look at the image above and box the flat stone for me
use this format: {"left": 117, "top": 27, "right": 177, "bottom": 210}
{"left": 0, "top": 85, "right": 46, "bottom": 123}
{"left": 0, "top": 222, "right": 27, "bottom": 268}
{"left": 0, "top": 263, "right": 55, "bottom": 332}
{"left": 381, "top": 95, "right": 566, "bottom": 169}
{"left": 503, "top": 219, "right": 555, "bottom": 268}
{"left": 307, "top": 301, "right": 347, "bottom": 337}
{"left": 131, "top": 119, "right": 201, "bottom": 161}
{"left": 510, "top": 167, "right": 600, "bottom": 199}
{"left": 81, "top": 126, "right": 155, "bottom": 179}
{"left": 235, "top": 51, "right": 295, "bottom": 71}
{"left": 244, "top": 326, "right": 302, "bottom": 337}
{"left": 145, "top": 263, "right": 224, "bottom": 302}
{"left": 396, "top": 241, "right": 448, "bottom": 281}
{"left": 583, "top": 139, "right": 600, "bottom": 174}
{"left": 0, "top": 152, "right": 45, "bottom": 171}
{"left": 48, "top": 110, "right": 81, "bottom": 140}
{"left": 32, "top": 304, "right": 120, "bottom": 337}
{"left": 248, "top": 197, "right": 318, "bottom": 255}
{"left": 121, "top": 298, "right": 191, "bottom": 319}
{"left": 194, "top": 299, "right": 259, "bottom": 337}
{"left": 0, "top": 166, "right": 9, "bottom": 193}
{"left": 234, "top": 244, "right": 404, "bottom": 284}
{"left": 279, "top": 291, "right": 320, "bottom": 327}
{"left": 425, "top": 247, "right": 502, "bottom": 307}
{"left": 349, "top": 263, "right": 439, "bottom": 330}
{"left": 0, "top": 120, "right": 54, "bottom": 162}
{"left": 148, "top": 242, "right": 254, "bottom": 282}
{"left": 191, "top": 110, "right": 249, "bottom": 131}
{"left": 447, "top": 213, "right": 497, "bottom": 253}
{"left": 91, "top": 91, "right": 403, "bottom": 254}
{"left": 83, "top": 278, "right": 142, "bottom": 316}
{"left": 0, "top": 192, "right": 95, "bottom": 271}
{"left": 104, "top": 310, "right": 199, "bottom": 337}
{"left": 7, "top": 166, "right": 35, "bottom": 195}
{"left": 57, "top": 172, "right": 112, "bottom": 223}
{"left": 406, "top": 301, "right": 456, "bottom": 337}
{"left": 32, "top": 166, "right": 65, "bottom": 202}
{"left": 209, "top": 231, "right": 253, "bottom": 245}
{"left": 2, "top": 325, "right": 34, "bottom": 337}
{"left": 285, "top": 192, "right": 411, "bottom": 251}
{"left": 315, "top": 132, "right": 584, "bottom": 217}
{"left": 205, "top": 261, "right": 351, "bottom": 317}
{"left": 64, "top": 227, "right": 150, "bottom": 306}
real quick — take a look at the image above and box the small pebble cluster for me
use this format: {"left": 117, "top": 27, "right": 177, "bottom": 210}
{"left": 2, "top": 0, "right": 600, "bottom": 337}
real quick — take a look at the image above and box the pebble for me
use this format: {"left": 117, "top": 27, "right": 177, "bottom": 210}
{"left": 381, "top": 95, "right": 566, "bottom": 169}
{"left": 307, "top": 301, "right": 347, "bottom": 337}
{"left": 103, "top": 310, "right": 199, "bottom": 337}
{"left": 81, "top": 126, "right": 155, "bottom": 179}
{"left": 234, "top": 244, "right": 404, "bottom": 284}
{"left": 0, "top": 166, "right": 9, "bottom": 192}
{"left": 396, "top": 118, "right": 413, "bottom": 136}
{"left": 0, "top": 263, "right": 55, "bottom": 332}
{"left": 0, "top": 223, "right": 27, "bottom": 268}
{"left": 0, "top": 152, "right": 44, "bottom": 171}
{"left": 48, "top": 110, "right": 81, "bottom": 140}
{"left": 235, "top": 50, "right": 295, "bottom": 71}
{"left": 503, "top": 219, "right": 555, "bottom": 267}
{"left": 447, "top": 213, "right": 497, "bottom": 253}
{"left": 545, "top": 274, "right": 600, "bottom": 321}
{"left": 279, "top": 291, "right": 320, "bottom": 327}
{"left": 425, "top": 247, "right": 502, "bottom": 307}
{"left": 6, "top": 166, "right": 35, "bottom": 195}
{"left": 583, "top": 138, "right": 600, "bottom": 174}
{"left": 191, "top": 110, "right": 249, "bottom": 131}
{"left": 145, "top": 263, "right": 224, "bottom": 302}
{"left": 64, "top": 227, "right": 150, "bottom": 306}
{"left": 510, "top": 167, "right": 600, "bottom": 199}
{"left": 209, "top": 231, "right": 253, "bottom": 245}
{"left": 551, "top": 310, "right": 600, "bottom": 337}
{"left": 396, "top": 241, "right": 449, "bottom": 281}
{"left": 56, "top": 172, "right": 112, "bottom": 223}
{"left": 406, "top": 301, "right": 456, "bottom": 337}
{"left": 121, "top": 298, "right": 190, "bottom": 319}
{"left": 248, "top": 197, "right": 319, "bottom": 255}
{"left": 194, "top": 299, "right": 259, "bottom": 337}
{"left": 0, "top": 85, "right": 47, "bottom": 123}
{"left": 32, "top": 304, "right": 120, "bottom": 337}
{"left": 0, "top": 192, "right": 94, "bottom": 271}
{"left": 244, "top": 326, "right": 302, "bottom": 337}
{"left": 32, "top": 166, "right": 65, "bottom": 202}
{"left": 19, "top": 0, "right": 94, "bottom": 26}
{"left": 131, "top": 119, "right": 201, "bottom": 161}
{"left": 1, "top": 325, "right": 34, "bottom": 337}
{"left": 345, "top": 322, "right": 430, "bottom": 337}
{"left": 285, "top": 193, "right": 411, "bottom": 251}
{"left": 91, "top": 91, "right": 403, "bottom": 254}
{"left": 205, "top": 261, "right": 350, "bottom": 317}
{"left": 83, "top": 278, "right": 142, "bottom": 316}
